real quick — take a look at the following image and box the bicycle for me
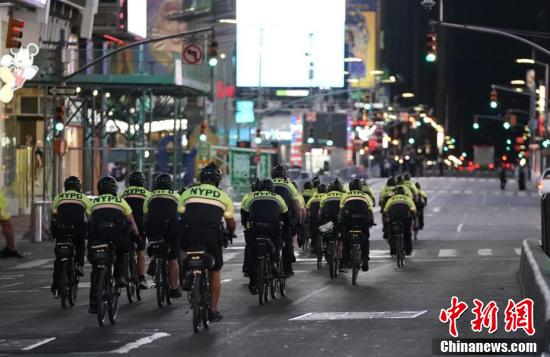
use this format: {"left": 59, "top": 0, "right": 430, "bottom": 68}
{"left": 314, "top": 228, "right": 324, "bottom": 269}
{"left": 390, "top": 221, "right": 406, "bottom": 268}
{"left": 183, "top": 250, "right": 214, "bottom": 334}
{"left": 255, "top": 234, "right": 275, "bottom": 305}
{"left": 147, "top": 240, "right": 171, "bottom": 308}
{"left": 319, "top": 222, "right": 338, "bottom": 279}
{"left": 413, "top": 215, "right": 420, "bottom": 241}
{"left": 348, "top": 229, "right": 363, "bottom": 285}
{"left": 125, "top": 242, "right": 141, "bottom": 303}
{"left": 54, "top": 238, "right": 79, "bottom": 308}
{"left": 301, "top": 220, "right": 310, "bottom": 254}
{"left": 89, "top": 243, "right": 120, "bottom": 327}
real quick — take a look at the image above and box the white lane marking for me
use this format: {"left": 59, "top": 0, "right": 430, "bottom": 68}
{"left": 438, "top": 249, "right": 458, "bottom": 258}
{"left": 110, "top": 332, "right": 170, "bottom": 354}
{"left": 518, "top": 191, "right": 527, "bottom": 196}
{"left": 221, "top": 279, "right": 233, "bottom": 284}
{"left": 14, "top": 259, "right": 53, "bottom": 270}
{"left": 456, "top": 213, "right": 468, "bottom": 233}
{"left": 289, "top": 310, "right": 428, "bottom": 321}
{"left": 515, "top": 248, "right": 522, "bottom": 255}
{"left": 225, "top": 246, "right": 245, "bottom": 250}
{"left": 78, "top": 282, "right": 91, "bottom": 288}
{"left": 0, "top": 283, "right": 22, "bottom": 289}
{"left": 370, "top": 250, "right": 389, "bottom": 257}
{"left": 296, "top": 258, "right": 318, "bottom": 262}
{"left": 21, "top": 337, "right": 56, "bottom": 351}
{"left": 477, "top": 249, "right": 492, "bottom": 256}
{"left": 465, "top": 190, "right": 473, "bottom": 194}
{"left": 452, "top": 190, "right": 460, "bottom": 194}
{"left": 291, "top": 286, "right": 330, "bottom": 306}
{"left": 0, "top": 274, "right": 23, "bottom": 280}
{"left": 432, "top": 206, "right": 442, "bottom": 213}
{"left": 481, "top": 194, "right": 488, "bottom": 207}
{"left": 223, "top": 252, "right": 240, "bottom": 261}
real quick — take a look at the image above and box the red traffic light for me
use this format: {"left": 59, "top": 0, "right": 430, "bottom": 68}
{"left": 5, "top": 17, "right": 24, "bottom": 49}
{"left": 208, "top": 40, "right": 218, "bottom": 57}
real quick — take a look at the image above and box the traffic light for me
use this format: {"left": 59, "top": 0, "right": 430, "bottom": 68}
{"left": 54, "top": 105, "right": 65, "bottom": 136}
{"left": 326, "top": 130, "right": 333, "bottom": 146}
{"left": 307, "top": 127, "right": 314, "bottom": 144}
{"left": 254, "top": 127, "right": 262, "bottom": 144}
{"left": 503, "top": 122, "right": 511, "bottom": 130}
{"left": 490, "top": 89, "right": 498, "bottom": 109}
{"left": 537, "top": 85, "right": 546, "bottom": 115}
{"left": 473, "top": 122, "right": 480, "bottom": 130}
{"left": 425, "top": 32, "right": 437, "bottom": 62}
{"left": 199, "top": 121, "right": 207, "bottom": 141}
{"left": 5, "top": 17, "right": 24, "bottom": 49}
{"left": 208, "top": 40, "right": 218, "bottom": 67}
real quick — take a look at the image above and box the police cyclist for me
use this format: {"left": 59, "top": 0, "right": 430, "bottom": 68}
{"left": 240, "top": 177, "right": 261, "bottom": 277}
{"left": 383, "top": 186, "right": 416, "bottom": 256}
{"left": 380, "top": 177, "right": 397, "bottom": 240}
{"left": 340, "top": 178, "right": 374, "bottom": 271}
{"left": 144, "top": 173, "right": 182, "bottom": 298}
{"left": 361, "top": 179, "right": 376, "bottom": 206}
{"left": 179, "top": 163, "right": 236, "bottom": 322}
{"left": 302, "top": 181, "right": 315, "bottom": 204}
{"left": 88, "top": 176, "right": 139, "bottom": 314}
{"left": 51, "top": 176, "right": 92, "bottom": 295}
{"left": 271, "top": 165, "right": 302, "bottom": 277}
{"left": 241, "top": 179, "right": 289, "bottom": 294}
{"left": 319, "top": 178, "right": 345, "bottom": 271}
{"left": 415, "top": 182, "right": 428, "bottom": 230}
{"left": 306, "top": 183, "right": 327, "bottom": 254}
{"left": 120, "top": 171, "right": 151, "bottom": 289}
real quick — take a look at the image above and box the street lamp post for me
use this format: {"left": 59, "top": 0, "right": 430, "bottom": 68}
{"left": 516, "top": 58, "right": 549, "bottom": 130}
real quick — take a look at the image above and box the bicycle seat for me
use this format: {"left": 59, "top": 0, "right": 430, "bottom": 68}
{"left": 54, "top": 241, "right": 75, "bottom": 259}
{"left": 255, "top": 237, "right": 275, "bottom": 255}
{"left": 147, "top": 240, "right": 170, "bottom": 257}
{"left": 184, "top": 251, "right": 215, "bottom": 270}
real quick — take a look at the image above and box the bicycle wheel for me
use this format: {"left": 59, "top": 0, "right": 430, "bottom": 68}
{"left": 201, "top": 275, "right": 210, "bottom": 330}
{"left": 257, "top": 258, "right": 266, "bottom": 305}
{"left": 351, "top": 245, "right": 361, "bottom": 286}
{"left": 192, "top": 274, "right": 201, "bottom": 333}
{"left": 328, "top": 242, "right": 335, "bottom": 279}
{"left": 108, "top": 271, "right": 120, "bottom": 324}
{"left": 316, "top": 235, "right": 323, "bottom": 269}
{"left": 69, "top": 260, "right": 78, "bottom": 306}
{"left": 263, "top": 257, "right": 270, "bottom": 304}
{"left": 156, "top": 258, "right": 165, "bottom": 308}
{"left": 396, "top": 235, "right": 405, "bottom": 268}
{"left": 270, "top": 261, "right": 278, "bottom": 300}
{"left": 96, "top": 268, "right": 108, "bottom": 327}
{"left": 126, "top": 252, "right": 137, "bottom": 303}
{"left": 278, "top": 257, "right": 286, "bottom": 297}
{"left": 59, "top": 261, "right": 68, "bottom": 309}
{"left": 165, "top": 262, "right": 172, "bottom": 306}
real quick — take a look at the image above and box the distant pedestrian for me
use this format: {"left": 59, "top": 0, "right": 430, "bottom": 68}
{"left": 499, "top": 165, "right": 507, "bottom": 190}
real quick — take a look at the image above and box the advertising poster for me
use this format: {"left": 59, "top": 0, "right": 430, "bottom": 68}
{"left": 346, "top": 0, "right": 377, "bottom": 88}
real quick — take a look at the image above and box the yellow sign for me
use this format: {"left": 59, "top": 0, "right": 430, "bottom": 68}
{"left": 346, "top": 11, "right": 377, "bottom": 88}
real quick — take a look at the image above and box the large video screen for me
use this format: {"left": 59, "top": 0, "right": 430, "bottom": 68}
{"left": 127, "top": 0, "right": 147, "bottom": 38}
{"left": 236, "top": 0, "right": 345, "bottom": 88}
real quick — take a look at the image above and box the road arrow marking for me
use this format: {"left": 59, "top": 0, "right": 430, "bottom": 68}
{"left": 110, "top": 332, "right": 170, "bottom": 354}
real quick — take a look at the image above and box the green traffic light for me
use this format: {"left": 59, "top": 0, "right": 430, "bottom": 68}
{"left": 425, "top": 53, "right": 436, "bottom": 62}
{"left": 503, "top": 122, "right": 511, "bottom": 130}
{"left": 490, "top": 101, "right": 498, "bottom": 109}
{"left": 473, "top": 123, "right": 480, "bottom": 130}
{"left": 54, "top": 122, "right": 64, "bottom": 132}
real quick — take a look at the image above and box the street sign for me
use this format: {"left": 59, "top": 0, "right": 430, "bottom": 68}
{"left": 48, "top": 86, "right": 78, "bottom": 96}
{"left": 182, "top": 44, "right": 204, "bottom": 65}
{"left": 198, "top": 142, "right": 211, "bottom": 161}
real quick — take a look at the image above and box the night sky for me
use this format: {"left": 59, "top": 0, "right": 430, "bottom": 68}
{"left": 382, "top": 0, "right": 550, "bottom": 157}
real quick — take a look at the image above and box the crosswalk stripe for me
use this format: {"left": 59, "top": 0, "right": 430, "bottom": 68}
{"left": 14, "top": 258, "right": 53, "bottom": 270}
{"left": 477, "top": 249, "right": 492, "bottom": 256}
{"left": 289, "top": 311, "right": 428, "bottom": 321}
{"left": 515, "top": 248, "right": 522, "bottom": 255}
{"left": 438, "top": 249, "right": 458, "bottom": 258}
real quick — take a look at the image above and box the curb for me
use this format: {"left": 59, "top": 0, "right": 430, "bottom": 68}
{"left": 519, "top": 238, "right": 550, "bottom": 352}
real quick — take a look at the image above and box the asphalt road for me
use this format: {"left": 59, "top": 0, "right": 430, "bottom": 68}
{"left": 0, "top": 177, "right": 541, "bottom": 356}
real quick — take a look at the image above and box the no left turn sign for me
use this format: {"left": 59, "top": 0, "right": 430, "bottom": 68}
{"left": 182, "top": 44, "right": 204, "bottom": 65}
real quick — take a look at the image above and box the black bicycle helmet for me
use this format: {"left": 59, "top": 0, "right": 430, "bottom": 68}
{"left": 64, "top": 176, "right": 81, "bottom": 192}
{"left": 97, "top": 176, "right": 118, "bottom": 196}
{"left": 415, "top": 182, "right": 422, "bottom": 189}
{"left": 403, "top": 172, "right": 411, "bottom": 181}
{"left": 304, "top": 181, "right": 313, "bottom": 190}
{"left": 155, "top": 173, "right": 173, "bottom": 190}
{"left": 128, "top": 171, "right": 145, "bottom": 187}
{"left": 330, "top": 178, "right": 344, "bottom": 192}
{"left": 312, "top": 176, "right": 321, "bottom": 188}
{"left": 317, "top": 183, "right": 328, "bottom": 194}
{"left": 271, "top": 165, "right": 288, "bottom": 179}
{"left": 396, "top": 175, "right": 404, "bottom": 185}
{"left": 259, "top": 179, "right": 274, "bottom": 192}
{"left": 251, "top": 177, "right": 261, "bottom": 192}
{"left": 199, "top": 162, "right": 222, "bottom": 187}
{"left": 387, "top": 177, "right": 396, "bottom": 186}
{"left": 394, "top": 186, "right": 406, "bottom": 195}
{"left": 349, "top": 178, "right": 362, "bottom": 191}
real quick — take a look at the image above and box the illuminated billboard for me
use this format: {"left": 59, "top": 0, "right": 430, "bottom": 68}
{"left": 127, "top": 0, "right": 147, "bottom": 38}
{"left": 236, "top": 0, "right": 345, "bottom": 88}
{"left": 346, "top": 1, "right": 377, "bottom": 88}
